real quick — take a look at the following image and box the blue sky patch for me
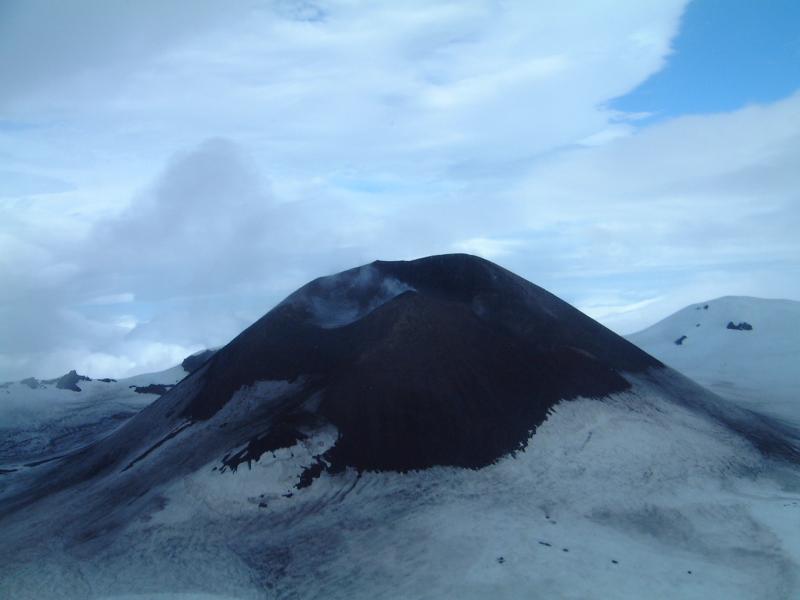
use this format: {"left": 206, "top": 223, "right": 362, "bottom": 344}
{"left": 613, "top": 0, "right": 800, "bottom": 120}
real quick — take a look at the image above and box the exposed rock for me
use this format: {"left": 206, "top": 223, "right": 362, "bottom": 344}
{"left": 296, "top": 458, "right": 326, "bottom": 489}
{"left": 674, "top": 335, "right": 688, "bottom": 346}
{"left": 726, "top": 321, "right": 753, "bottom": 331}
{"left": 20, "top": 377, "right": 40, "bottom": 389}
{"left": 130, "top": 383, "right": 174, "bottom": 396}
{"left": 55, "top": 370, "right": 92, "bottom": 392}
{"left": 182, "top": 349, "right": 217, "bottom": 374}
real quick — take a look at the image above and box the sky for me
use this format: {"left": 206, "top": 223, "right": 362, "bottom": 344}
{"left": 1, "top": 0, "right": 799, "bottom": 381}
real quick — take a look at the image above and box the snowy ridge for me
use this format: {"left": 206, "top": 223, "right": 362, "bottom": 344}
{"left": 628, "top": 296, "right": 800, "bottom": 424}
{"left": 0, "top": 364, "right": 186, "bottom": 465}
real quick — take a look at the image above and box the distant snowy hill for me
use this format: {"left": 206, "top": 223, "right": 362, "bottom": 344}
{"left": 0, "top": 349, "right": 217, "bottom": 465}
{"left": 628, "top": 296, "right": 800, "bottom": 424}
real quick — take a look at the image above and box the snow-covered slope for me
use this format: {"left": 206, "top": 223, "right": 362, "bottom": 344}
{"left": 0, "top": 364, "right": 190, "bottom": 466}
{"left": 628, "top": 297, "right": 800, "bottom": 424}
{"left": 1, "top": 257, "right": 799, "bottom": 599}
{"left": 2, "top": 371, "right": 799, "bottom": 600}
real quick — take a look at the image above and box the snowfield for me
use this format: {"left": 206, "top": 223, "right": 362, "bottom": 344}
{"left": 1, "top": 373, "right": 799, "bottom": 599}
{"left": 0, "top": 365, "right": 186, "bottom": 465}
{"left": 628, "top": 296, "right": 800, "bottom": 425}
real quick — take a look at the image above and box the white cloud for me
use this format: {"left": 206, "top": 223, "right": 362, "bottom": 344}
{"left": 511, "top": 92, "right": 800, "bottom": 269}
{"left": 452, "top": 237, "right": 524, "bottom": 260}
{"left": 0, "top": 0, "right": 250, "bottom": 111}
{"left": 84, "top": 293, "right": 135, "bottom": 306}
{"left": 497, "top": 93, "right": 800, "bottom": 331}
{"left": 8, "top": 1, "right": 796, "bottom": 379}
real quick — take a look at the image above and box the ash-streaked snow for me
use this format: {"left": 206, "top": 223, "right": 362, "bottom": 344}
{"left": 2, "top": 376, "right": 799, "bottom": 599}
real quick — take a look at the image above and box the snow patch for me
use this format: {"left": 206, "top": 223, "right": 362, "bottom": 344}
{"left": 146, "top": 425, "right": 338, "bottom": 526}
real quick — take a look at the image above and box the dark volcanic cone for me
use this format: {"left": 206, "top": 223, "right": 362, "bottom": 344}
{"left": 181, "top": 253, "right": 658, "bottom": 471}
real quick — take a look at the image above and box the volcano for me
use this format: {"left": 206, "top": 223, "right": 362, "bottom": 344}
{"left": 180, "top": 253, "right": 661, "bottom": 473}
{"left": 2, "top": 255, "right": 799, "bottom": 599}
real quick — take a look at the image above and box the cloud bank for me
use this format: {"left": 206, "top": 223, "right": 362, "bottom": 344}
{"left": 2, "top": 1, "right": 798, "bottom": 380}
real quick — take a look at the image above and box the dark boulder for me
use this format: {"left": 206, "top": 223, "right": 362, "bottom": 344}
{"left": 131, "top": 383, "right": 174, "bottom": 396}
{"left": 182, "top": 349, "right": 217, "bottom": 374}
{"left": 55, "top": 370, "right": 92, "bottom": 392}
